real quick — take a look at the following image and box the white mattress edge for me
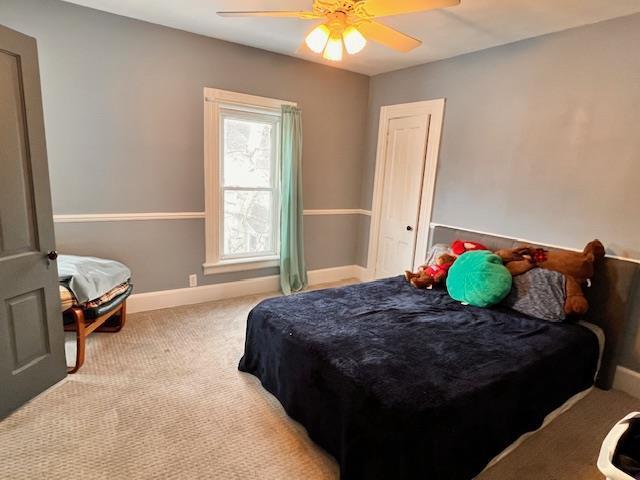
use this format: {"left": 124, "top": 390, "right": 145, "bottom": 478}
{"left": 479, "top": 321, "right": 605, "bottom": 476}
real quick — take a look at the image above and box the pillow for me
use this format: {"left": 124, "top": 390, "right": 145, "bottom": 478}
{"left": 502, "top": 268, "right": 566, "bottom": 322}
{"left": 424, "top": 243, "right": 452, "bottom": 267}
{"left": 446, "top": 251, "right": 512, "bottom": 307}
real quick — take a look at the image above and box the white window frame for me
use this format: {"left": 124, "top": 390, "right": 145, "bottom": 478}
{"left": 203, "top": 88, "right": 296, "bottom": 275}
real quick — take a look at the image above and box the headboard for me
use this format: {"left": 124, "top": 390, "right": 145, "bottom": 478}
{"left": 430, "top": 225, "right": 640, "bottom": 390}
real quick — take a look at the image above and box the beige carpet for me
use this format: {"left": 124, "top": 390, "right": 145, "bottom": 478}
{"left": 1, "top": 281, "right": 638, "bottom": 479}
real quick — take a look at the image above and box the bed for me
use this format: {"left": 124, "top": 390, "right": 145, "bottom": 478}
{"left": 241, "top": 276, "right": 601, "bottom": 479}
{"left": 238, "top": 227, "right": 638, "bottom": 479}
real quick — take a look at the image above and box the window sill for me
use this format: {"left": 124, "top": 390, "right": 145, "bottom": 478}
{"left": 202, "top": 256, "right": 279, "bottom": 275}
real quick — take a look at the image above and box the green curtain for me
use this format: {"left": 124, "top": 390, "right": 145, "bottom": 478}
{"left": 280, "top": 105, "right": 307, "bottom": 295}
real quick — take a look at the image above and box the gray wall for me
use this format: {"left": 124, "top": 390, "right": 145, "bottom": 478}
{"left": 360, "top": 13, "right": 640, "bottom": 370}
{"left": 360, "top": 13, "right": 640, "bottom": 262}
{"left": 0, "top": 0, "right": 370, "bottom": 293}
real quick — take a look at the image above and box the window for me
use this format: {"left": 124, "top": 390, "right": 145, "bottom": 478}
{"left": 203, "top": 88, "right": 296, "bottom": 275}
{"left": 221, "top": 110, "right": 279, "bottom": 259}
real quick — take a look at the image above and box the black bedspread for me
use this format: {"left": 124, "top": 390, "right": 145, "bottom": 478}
{"left": 239, "top": 276, "right": 599, "bottom": 480}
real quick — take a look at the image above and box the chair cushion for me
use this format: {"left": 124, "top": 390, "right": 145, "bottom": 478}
{"left": 63, "top": 284, "right": 133, "bottom": 323}
{"left": 59, "top": 285, "right": 75, "bottom": 312}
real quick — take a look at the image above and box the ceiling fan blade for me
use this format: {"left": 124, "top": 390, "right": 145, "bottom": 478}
{"left": 359, "top": 0, "right": 460, "bottom": 17}
{"left": 357, "top": 21, "right": 421, "bottom": 52}
{"left": 217, "top": 11, "right": 320, "bottom": 19}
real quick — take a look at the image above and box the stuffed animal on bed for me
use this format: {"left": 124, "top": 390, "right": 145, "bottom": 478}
{"left": 451, "top": 240, "right": 489, "bottom": 256}
{"left": 495, "top": 239, "right": 605, "bottom": 315}
{"left": 494, "top": 247, "right": 537, "bottom": 276}
{"left": 404, "top": 253, "right": 457, "bottom": 289}
{"left": 404, "top": 240, "right": 488, "bottom": 290}
{"left": 446, "top": 250, "right": 513, "bottom": 307}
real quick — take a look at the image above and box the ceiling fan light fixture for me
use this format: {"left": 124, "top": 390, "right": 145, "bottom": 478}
{"left": 342, "top": 25, "right": 367, "bottom": 55}
{"left": 305, "top": 24, "right": 330, "bottom": 54}
{"left": 322, "top": 33, "right": 343, "bottom": 62}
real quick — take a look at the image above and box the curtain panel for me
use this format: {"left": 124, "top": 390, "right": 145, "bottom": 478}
{"left": 279, "top": 105, "right": 307, "bottom": 294}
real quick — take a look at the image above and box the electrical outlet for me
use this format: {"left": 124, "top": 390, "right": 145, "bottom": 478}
{"left": 189, "top": 274, "right": 198, "bottom": 288}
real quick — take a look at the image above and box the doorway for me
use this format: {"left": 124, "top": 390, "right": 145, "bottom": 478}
{"left": 367, "top": 99, "right": 445, "bottom": 279}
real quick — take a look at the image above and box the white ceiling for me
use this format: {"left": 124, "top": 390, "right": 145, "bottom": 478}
{"left": 62, "top": 0, "right": 640, "bottom": 75}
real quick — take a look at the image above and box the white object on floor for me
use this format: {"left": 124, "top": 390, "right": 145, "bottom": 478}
{"left": 597, "top": 412, "right": 640, "bottom": 480}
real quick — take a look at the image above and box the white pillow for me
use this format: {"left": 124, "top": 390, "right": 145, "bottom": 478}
{"left": 423, "top": 243, "right": 453, "bottom": 267}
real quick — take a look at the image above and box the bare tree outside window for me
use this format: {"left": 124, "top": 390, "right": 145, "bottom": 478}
{"left": 221, "top": 113, "right": 279, "bottom": 259}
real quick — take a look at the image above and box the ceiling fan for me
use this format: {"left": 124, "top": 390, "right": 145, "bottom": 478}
{"left": 217, "top": 0, "right": 461, "bottom": 62}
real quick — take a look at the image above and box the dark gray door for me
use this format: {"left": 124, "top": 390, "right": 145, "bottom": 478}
{"left": 0, "top": 24, "right": 66, "bottom": 419}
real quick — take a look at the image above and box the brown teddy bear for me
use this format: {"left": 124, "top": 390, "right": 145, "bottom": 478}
{"left": 495, "top": 240, "right": 605, "bottom": 315}
{"left": 405, "top": 253, "right": 457, "bottom": 289}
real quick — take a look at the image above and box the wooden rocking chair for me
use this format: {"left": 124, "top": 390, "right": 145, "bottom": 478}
{"left": 63, "top": 285, "right": 132, "bottom": 373}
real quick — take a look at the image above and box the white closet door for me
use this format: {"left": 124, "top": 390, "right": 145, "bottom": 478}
{"left": 374, "top": 114, "right": 430, "bottom": 278}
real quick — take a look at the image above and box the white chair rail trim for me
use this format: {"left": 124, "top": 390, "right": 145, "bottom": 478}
{"left": 303, "top": 209, "right": 372, "bottom": 216}
{"left": 53, "top": 210, "right": 372, "bottom": 223}
{"left": 53, "top": 212, "right": 206, "bottom": 223}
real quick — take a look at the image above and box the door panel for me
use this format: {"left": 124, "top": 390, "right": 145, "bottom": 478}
{"left": 0, "top": 51, "right": 39, "bottom": 256}
{"left": 375, "top": 115, "right": 430, "bottom": 278}
{"left": 0, "top": 24, "right": 66, "bottom": 419}
{"left": 6, "top": 289, "right": 49, "bottom": 373}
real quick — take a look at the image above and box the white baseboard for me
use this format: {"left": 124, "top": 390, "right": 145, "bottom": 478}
{"left": 128, "top": 264, "right": 368, "bottom": 314}
{"left": 357, "top": 266, "right": 375, "bottom": 282}
{"left": 306, "top": 264, "right": 364, "bottom": 285}
{"left": 613, "top": 366, "right": 640, "bottom": 399}
{"left": 128, "top": 275, "right": 279, "bottom": 314}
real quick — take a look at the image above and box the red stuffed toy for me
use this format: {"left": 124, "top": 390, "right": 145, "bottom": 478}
{"left": 405, "top": 240, "right": 488, "bottom": 290}
{"left": 405, "top": 253, "right": 457, "bottom": 289}
{"left": 451, "top": 240, "right": 489, "bottom": 256}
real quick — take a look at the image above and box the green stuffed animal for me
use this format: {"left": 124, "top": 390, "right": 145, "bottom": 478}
{"left": 446, "top": 250, "right": 512, "bottom": 308}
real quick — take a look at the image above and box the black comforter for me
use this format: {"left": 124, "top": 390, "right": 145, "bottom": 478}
{"left": 239, "top": 276, "right": 599, "bottom": 479}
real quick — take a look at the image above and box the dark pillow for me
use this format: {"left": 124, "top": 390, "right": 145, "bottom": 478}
{"left": 502, "top": 268, "right": 566, "bottom": 322}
